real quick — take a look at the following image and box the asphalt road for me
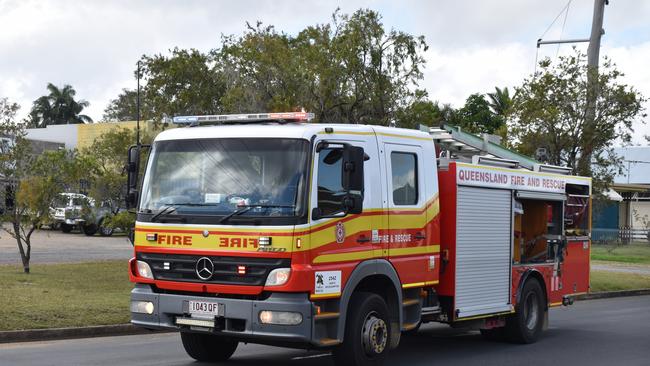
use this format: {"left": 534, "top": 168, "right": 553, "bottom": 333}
{"left": 1, "top": 295, "right": 649, "bottom": 366}
{"left": 0, "top": 227, "right": 133, "bottom": 265}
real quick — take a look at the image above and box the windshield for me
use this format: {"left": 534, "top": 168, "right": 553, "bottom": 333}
{"left": 139, "top": 138, "right": 310, "bottom": 222}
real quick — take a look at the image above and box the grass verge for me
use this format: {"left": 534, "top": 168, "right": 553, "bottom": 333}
{"left": 590, "top": 270, "right": 650, "bottom": 292}
{"left": 0, "top": 261, "right": 131, "bottom": 331}
{"left": 591, "top": 243, "right": 650, "bottom": 264}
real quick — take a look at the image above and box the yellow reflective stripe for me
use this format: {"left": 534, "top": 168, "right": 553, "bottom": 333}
{"left": 402, "top": 280, "right": 439, "bottom": 289}
{"left": 310, "top": 293, "right": 341, "bottom": 300}
{"left": 313, "top": 245, "right": 439, "bottom": 264}
{"left": 390, "top": 245, "right": 440, "bottom": 256}
{"left": 455, "top": 309, "right": 515, "bottom": 322}
{"left": 549, "top": 302, "right": 563, "bottom": 307}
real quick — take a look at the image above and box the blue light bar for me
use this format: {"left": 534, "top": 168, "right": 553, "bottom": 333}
{"left": 172, "top": 112, "right": 314, "bottom": 125}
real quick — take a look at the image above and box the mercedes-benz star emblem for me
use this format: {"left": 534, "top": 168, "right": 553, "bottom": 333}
{"left": 195, "top": 257, "right": 214, "bottom": 280}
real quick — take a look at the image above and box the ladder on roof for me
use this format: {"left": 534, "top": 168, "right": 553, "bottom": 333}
{"left": 423, "top": 124, "right": 570, "bottom": 174}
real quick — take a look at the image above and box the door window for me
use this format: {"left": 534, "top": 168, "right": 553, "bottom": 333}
{"left": 391, "top": 152, "right": 418, "bottom": 205}
{"left": 316, "top": 147, "right": 345, "bottom": 216}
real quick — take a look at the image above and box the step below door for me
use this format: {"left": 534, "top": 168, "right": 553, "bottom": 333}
{"left": 455, "top": 186, "right": 512, "bottom": 319}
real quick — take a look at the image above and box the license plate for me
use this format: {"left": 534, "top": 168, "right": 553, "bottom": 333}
{"left": 188, "top": 301, "right": 223, "bottom": 317}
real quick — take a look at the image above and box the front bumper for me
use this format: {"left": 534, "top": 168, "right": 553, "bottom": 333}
{"left": 131, "top": 284, "right": 314, "bottom": 345}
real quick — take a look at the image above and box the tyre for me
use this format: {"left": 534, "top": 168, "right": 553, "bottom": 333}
{"left": 61, "top": 223, "right": 74, "bottom": 233}
{"left": 506, "top": 279, "right": 545, "bottom": 344}
{"left": 180, "top": 332, "right": 238, "bottom": 362}
{"left": 98, "top": 219, "right": 114, "bottom": 237}
{"left": 82, "top": 223, "right": 98, "bottom": 236}
{"left": 332, "top": 292, "right": 391, "bottom": 366}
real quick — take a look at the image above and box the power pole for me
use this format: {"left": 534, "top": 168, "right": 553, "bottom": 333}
{"left": 536, "top": 0, "right": 608, "bottom": 175}
{"left": 580, "top": 0, "right": 607, "bottom": 175}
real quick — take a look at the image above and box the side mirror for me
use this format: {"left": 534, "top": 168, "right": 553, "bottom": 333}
{"left": 342, "top": 145, "right": 364, "bottom": 194}
{"left": 125, "top": 144, "right": 149, "bottom": 209}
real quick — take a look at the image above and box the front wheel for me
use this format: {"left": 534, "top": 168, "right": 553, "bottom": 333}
{"left": 180, "top": 332, "right": 238, "bottom": 362}
{"left": 82, "top": 223, "right": 98, "bottom": 236}
{"left": 60, "top": 223, "right": 74, "bottom": 233}
{"left": 332, "top": 292, "right": 391, "bottom": 366}
{"left": 506, "top": 279, "right": 545, "bottom": 344}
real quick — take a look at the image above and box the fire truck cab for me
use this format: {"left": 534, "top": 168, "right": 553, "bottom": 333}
{"left": 127, "top": 113, "right": 591, "bottom": 366}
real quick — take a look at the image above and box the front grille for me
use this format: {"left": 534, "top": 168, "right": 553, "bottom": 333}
{"left": 137, "top": 252, "right": 290, "bottom": 286}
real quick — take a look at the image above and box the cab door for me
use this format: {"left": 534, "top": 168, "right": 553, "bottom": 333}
{"left": 308, "top": 132, "right": 383, "bottom": 294}
{"left": 383, "top": 142, "right": 432, "bottom": 286}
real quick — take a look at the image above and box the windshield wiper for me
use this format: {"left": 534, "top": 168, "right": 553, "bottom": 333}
{"left": 149, "top": 203, "right": 218, "bottom": 222}
{"left": 219, "top": 204, "right": 295, "bottom": 224}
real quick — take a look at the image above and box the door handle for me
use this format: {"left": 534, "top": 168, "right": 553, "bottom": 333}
{"left": 414, "top": 233, "right": 426, "bottom": 240}
{"left": 357, "top": 235, "right": 371, "bottom": 243}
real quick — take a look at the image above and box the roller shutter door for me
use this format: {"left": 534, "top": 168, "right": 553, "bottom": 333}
{"left": 455, "top": 186, "right": 512, "bottom": 318}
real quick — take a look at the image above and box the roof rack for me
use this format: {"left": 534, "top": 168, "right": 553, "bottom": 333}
{"left": 173, "top": 112, "right": 315, "bottom": 126}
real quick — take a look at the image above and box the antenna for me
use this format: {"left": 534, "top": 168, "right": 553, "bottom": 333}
{"left": 136, "top": 60, "right": 141, "bottom": 146}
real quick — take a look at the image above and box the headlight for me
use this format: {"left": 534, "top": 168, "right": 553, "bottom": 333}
{"left": 265, "top": 268, "right": 290, "bottom": 286}
{"left": 259, "top": 310, "right": 302, "bottom": 325}
{"left": 131, "top": 301, "right": 155, "bottom": 314}
{"left": 136, "top": 260, "right": 154, "bottom": 279}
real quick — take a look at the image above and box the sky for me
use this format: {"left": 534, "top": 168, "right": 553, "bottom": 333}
{"left": 1, "top": 0, "right": 649, "bottom": 143}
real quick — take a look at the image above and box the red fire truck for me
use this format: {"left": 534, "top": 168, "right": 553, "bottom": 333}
{"left": 126, "top": 112, "right": 591, "bottom": 366}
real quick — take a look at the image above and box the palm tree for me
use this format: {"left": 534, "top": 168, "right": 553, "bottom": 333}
{"left": 29, "top": 83, "right": 92, "bottom": 127}
{"left": 487, "top": 86, "right": 513, "bottom": 118}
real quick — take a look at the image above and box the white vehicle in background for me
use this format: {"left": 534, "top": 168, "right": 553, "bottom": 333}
{"left": 50, "top": 193, "right": 114, "bottom": 236}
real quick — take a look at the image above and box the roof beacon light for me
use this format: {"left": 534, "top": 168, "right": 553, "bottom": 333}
{"left": 172, "top": 112, "right": 314, "bottom": 125}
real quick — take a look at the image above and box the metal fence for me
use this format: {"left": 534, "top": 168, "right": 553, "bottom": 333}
{"left": 592, "top": 227, "right": 650, "bottom": 244}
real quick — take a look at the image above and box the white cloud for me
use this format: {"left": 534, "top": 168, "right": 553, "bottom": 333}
{"left": 0, "top": 0, "right": 647, "bottom": 145}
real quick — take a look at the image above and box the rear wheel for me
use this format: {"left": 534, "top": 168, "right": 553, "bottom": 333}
{"left": 506, "top": 279, "right": 545, "bottom": 344}
{"left": 98, "top": 219, "right": 114, "bottom": 237}
{"left": 332, "top": 292, "right": 391, "bottom": 366}
{"left": 180, "top": 332, "right": 238, "bottom": 362}
{"left": 60, "top": 223, "right": 73, "bottom": 233}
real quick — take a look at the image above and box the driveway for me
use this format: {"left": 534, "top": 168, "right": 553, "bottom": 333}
{"left": 0, "top": 226, "right": 133, "bottom": 265}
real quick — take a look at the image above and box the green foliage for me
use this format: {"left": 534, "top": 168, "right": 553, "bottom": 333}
{"left": 28, "top": 83, "right": 92, "bottom": 127}
{"left": 0, "top": 100, "right": 90, "bottom": 272}
{"left": 107, "top": 9, "right": 427, "bottom": 126}
{"left": 104, "top": 210, "right": 136, "bottom": 233}
{"left": 510, "top": 49, "right": 646, "bottom": 191}
{"left": 81, "top": 127, "right": 154, "bottom": 214}
{"left": 139, "top": 48, "right": 225, "bottom": 122}
{"left": 102, "top": 89, "right": 140, "bottom": 121}
{"left": 395, "top": 90, "right": 446, "bottom": 129}
{"left": 449, "top": 93, "right": 505, "bottom": 134}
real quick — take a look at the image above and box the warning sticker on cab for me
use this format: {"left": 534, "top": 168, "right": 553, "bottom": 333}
{"left": 314, "top": 271, "right": 341, "bottom": 295}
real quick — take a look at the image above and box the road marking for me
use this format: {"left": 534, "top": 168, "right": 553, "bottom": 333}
{"left": 291, "top": 353, "right": 331, "bottom": 360}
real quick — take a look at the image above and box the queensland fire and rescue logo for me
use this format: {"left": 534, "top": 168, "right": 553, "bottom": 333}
{"left": 335, "top": 222, "right": 346, "bottom": 244}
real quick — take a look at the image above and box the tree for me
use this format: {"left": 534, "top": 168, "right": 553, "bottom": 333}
{"left": 102, "top": 89, "right": 141, "bottom": 122}
{"left": 139, "top": 48, "right": 226, "bottom": 122}
{"left": 106, "top": 9, "right": 428, "bottom": 125}
{"left": 487, "top": 86, "right": 513, "bottom": 118}
{"left": 81, "top": 127, "right": 153, "bottom": 214}
{"left": 219, "top": 9, "right": 428, "bottom": 125}
{"left": 450, "top": 93, "right": 505, "bottom": 135}
{"left": 0, "top": 99, "right": 85, "bottom": 273}
{"left": 395, "top": 90, "right": 445, "bottom": 129}
{"left": 29, "top": 83, "right": 93, "bottom": 127}
{"left": 510, "top": 49, "right": 646, "bottom": 191}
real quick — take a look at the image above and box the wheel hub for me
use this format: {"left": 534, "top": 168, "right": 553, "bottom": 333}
{"left": 361, "top": 312, "right": 387, "bottom": 356}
